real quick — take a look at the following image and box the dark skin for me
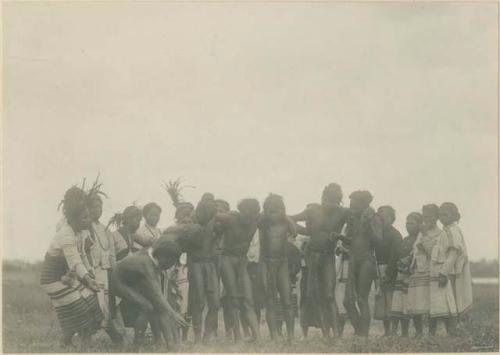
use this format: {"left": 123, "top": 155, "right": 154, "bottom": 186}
{"left": 343, "top": 198, "right": 383, "bottom": 337}
{"left": 216, "top": 207, "right": 261, "bottom": 341}
{"left": 259, "top": 204, "right": 297, "bottom": 341}
{"left": 114, "top": 211, "right": 149, "bottom": 345}
{"left": 291, "top": 192, "right": 348, "bottom": 339}
{"left": 188, "top": 200, "right": 221, "bottom": 342}
{"left": 111, "top": 249, "right": 188, "bottom": 350}
{"left": 376, "top": 206, "right": 398, "bottom": 336}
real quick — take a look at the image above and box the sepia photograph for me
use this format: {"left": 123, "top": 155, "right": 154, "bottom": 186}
{"left": 2, "top": 1, "right": 499, "bottom": 353}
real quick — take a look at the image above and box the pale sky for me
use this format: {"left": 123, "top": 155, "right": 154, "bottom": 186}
{"left": 3, "top": 2, "right": 498, "bottom": 261}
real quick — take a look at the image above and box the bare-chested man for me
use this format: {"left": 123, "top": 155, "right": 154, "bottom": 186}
{"left": 343, "top": 190, "right": 383, "bottom": 337}
{"left": 111, "top": 237, "right": 189, "bottom": 350}
{"left": 291, "top": 183, "right": 349, "bottom": 339}
{"left": 258, "top": 194, "right": 297, "bottom": 341}
{"left": 216, "top": 198, "right": 261, "bottom": 342}
{"left": 186, "top": 196, "right": 221, "bottom": 342}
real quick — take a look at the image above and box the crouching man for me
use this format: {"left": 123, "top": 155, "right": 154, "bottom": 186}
{"left": 111, "top": 237, "right": 189, "bottom": 350}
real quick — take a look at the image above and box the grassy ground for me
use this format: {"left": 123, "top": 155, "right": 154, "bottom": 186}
{"left": 3, "top": 269, "right": 498, "bottom": 353}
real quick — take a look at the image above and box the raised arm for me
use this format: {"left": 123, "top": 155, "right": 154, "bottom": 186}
{"left": 368, "top": 209, "right": 383, "bottom": 243}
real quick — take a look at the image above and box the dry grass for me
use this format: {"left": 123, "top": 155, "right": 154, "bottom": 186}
{"left": 3, "top": 269, "right": 498, "bottom": 353}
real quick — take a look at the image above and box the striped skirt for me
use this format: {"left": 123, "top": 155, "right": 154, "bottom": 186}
{"left": 335, "top": 258, "right": 349, "bottom": 319}
{"left": 406, "top": 271, "right": 430, "bottom": 315}
{"left": 40, "top": 255, "right": 104, "bottom": 338}
{"left": 389, "top": 272, "right": 410, "bottom": 319}
{"left": 275, "top": 284, "right": 299, "bottom": 321}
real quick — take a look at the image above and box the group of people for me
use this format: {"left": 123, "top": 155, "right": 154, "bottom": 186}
{"left": 40, "top": 177, "right": 473, "bottom": 351}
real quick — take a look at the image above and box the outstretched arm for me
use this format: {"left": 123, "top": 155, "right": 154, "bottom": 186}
{"left": 141, "top": 266, "right": 189, "bottom": 328}
{"left": 290, "top": 209, "right": 307, "bottom": 223}
{"left": 366, "top": 209, "right": 383, "bottom": 243}
{"left": 289, "top": 209, "right": 309, "bottom": 236}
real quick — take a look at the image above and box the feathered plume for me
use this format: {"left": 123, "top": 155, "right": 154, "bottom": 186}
{"left": 163, "top": 177, "right": 195, "bottom": 207}
{"left": 86, "top": 173, "right": 109, "bottom": 201}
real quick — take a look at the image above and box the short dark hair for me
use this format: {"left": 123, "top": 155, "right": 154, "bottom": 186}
{"left": 215, "top": 199, "right": 230, "bottom": 212}
{"left": 174, "top": 202, "right": 194, "bottom": 220}
{"left": 60, "top": 186, "right": 88, "bottom": 225}
{"left": 422, "top": 204, "right": 439, "bottom": 217}
{"left": 123, "top": 205, "right": 142, "bottom": 222}
{"left": 407, "top": 211, "right": 423, "bottom": 224}
{"left": 263, "top": 194, "right": 285, "bottom": 215}
{"left": 152, "top": 236, "right": 181, "bottom": 260}
{"left": 349, "top": 190, "right": 373, "bottom": 207}
{"left": 237, "top": 198, "right": 260, "bottom": 215}
{"left": 440, "top": 202, "right": 461, "bottom": 223}
{"left": 143, "top": 202, "right": 162, "bottom": 216}
{"left": 378, "top": 205, "right": 396, "bottom": 223}
{"left": 322, "top": 183, "right": 342, "bottom": 200}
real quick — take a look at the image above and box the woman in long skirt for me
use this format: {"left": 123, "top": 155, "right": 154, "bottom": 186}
{"left": 406, "top": 204, "right": 441, "bottom": 333}
{"left": 390, "top": 212, "right": 422, "bottom": 336}
{"left": 40, "top": 186, "right": 103, "bottom": 348}
{"left": 429, "top": 202, "right": 473, "bottom": 335}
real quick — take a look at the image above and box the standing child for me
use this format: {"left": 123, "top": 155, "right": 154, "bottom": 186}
{"left": 335, "top": 238, "right": 351, "bottom": 336}
{"left": 108, "top": 206, "right": 145, "bottom": 344}
{"left": 259, "top": 194, "right": 297, "bottom": 342}
{"left": 85, "top": 181, "right": 123, "bottom": 346}
{"left": 136, "top": 202, "right": 162, "bottom": 248}
{"left": 374, "top": 206, "right": 402, "bottom": 336}
{"left": 390, "top": 212, "right": 422, "bottom": 336}
{"left": 406, "top": 204, "right": 441, "bottom": 335}
{"left": 429, "top": 203, "right": 472, "bottom": 335}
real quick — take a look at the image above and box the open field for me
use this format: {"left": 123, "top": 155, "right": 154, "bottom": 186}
{"left": 3, "top": 268, "right": 498, "bottom": 353}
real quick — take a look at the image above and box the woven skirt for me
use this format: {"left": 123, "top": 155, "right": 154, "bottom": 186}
{"left": 41, "top": 255, "right": 104, "bottom": 338}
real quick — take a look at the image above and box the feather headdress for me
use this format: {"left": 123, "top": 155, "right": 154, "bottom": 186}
{"left": 163, "top": 177, "right": 195, "bottom": 207}
{"left": 86, "top": 173, "right": 108, "bottom": 201}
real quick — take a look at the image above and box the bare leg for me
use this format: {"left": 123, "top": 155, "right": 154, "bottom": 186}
{"left": 344, "top": 260, "right": 361, "bottom": 335}
{"left": 338, "top": 319, "right": 345, "bottom": 337}
{"left": 355, "top": 259, "right": 374, "bottom": 336}
{"left": 413, "top": 315, "right": 423, "bottom": 337}
{"left": 106, "top": 322, "right": 124, "bottom": 347}
{"left": 220, "top": 256, "right": 241, "bottom": 341}
{"left": 401, "top": 319, "right": 409, "bottom": 337}
{"left": 204, "top": 285, "right": 220, "bottom": 340}
{"left": 429, "top": 317, "right": 438, "bottom": 336}
{"left": 149, "top": 313, "right": 162, "bottom": 344}
{"left": 133, "top": 312, "right": 150, "bottom": 346}
{"left": 383, "top": 320, "right": 391, "bottom": 336}
{"left": 240, "top": 259, "right": 260, "bottom": 340}
{"left": 391, "top": 318, "right": 399, "bottom": 335}
{"left": 302, "top": 325, "right": 309, "bottom": 338}
{"left": 445, "top": 316, "right": 458, "bottom": 336}
{"left": 276, "top": 262, "right": 294, "bottom": 341}
{"left": 79, "top": 327, "right": 92, "bottom": 352}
